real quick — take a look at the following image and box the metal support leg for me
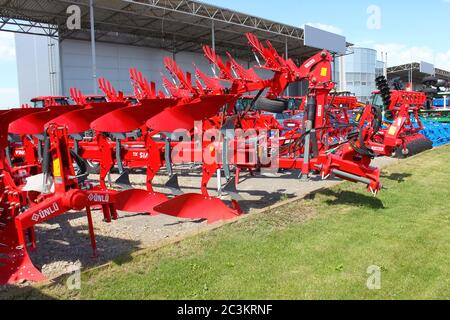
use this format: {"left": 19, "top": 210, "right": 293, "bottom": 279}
{"left": 86, "top": 207, "right": 97, "bottom": 258}
{"left": 164, "top": 138, "right": 173, "bottom": 177}
{"left": 28, "top": 228, "right": 37, "bottom": 251}
{"left": 301, "top": 96, "right": 317, "bottom": 180}
{"left": 110, "top": 204, "right": 118, "bottom": 221}
{"left": 115, "top": 139, "right": 124, "bottom": 173}
{"left": 217, "top": 169, "right": 222, "bottom": 196}
{"left": 102, "top": 204, "right": 112, "bottom": 223}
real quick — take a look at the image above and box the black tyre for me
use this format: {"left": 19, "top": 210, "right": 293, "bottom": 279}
{"left": 394, "top": 137, "right": 433, "bottom": 158}
{"left": 436, "top": 79, "right": 448, "bottom": 88}
{"left": 254, "top": 97, "right": 289, "bottom": 113}
{"left": 423, "top": 76, "right": 438, "bottom": 86}
{"left": 422, "top": 87, "right": 438, "bottom": 94}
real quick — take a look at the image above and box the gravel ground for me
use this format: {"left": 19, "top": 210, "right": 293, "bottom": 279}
{"left": 26, "top": 157, "right": 398, "bottom": 280}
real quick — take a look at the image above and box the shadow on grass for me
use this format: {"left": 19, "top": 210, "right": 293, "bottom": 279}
{"left": 381, "top": 172, "right": 412, "bottom": 183}
{"left": 233, "top": 189, "right": 297, "bottom": 212}
{"left": 318, "top": 190, "right": 385, "bottom": 209}
{"left": 0, "top": 286, "right": 57, "bottom": 300}
{"left": 30, "top": 213, "right": 140, "bottom": 272}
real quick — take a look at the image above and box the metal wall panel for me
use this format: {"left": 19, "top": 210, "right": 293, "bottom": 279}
{"left": 60, "top": 40, "right": 250, "bottom": 96}
{"left": 15, "top": 33, "right": 60, "bottom": 105}
{"left": 18, "top": 37, "right": 278, "bottom": 102}
{"left": 61, "top": 40, "right": 170, "bottom": 95}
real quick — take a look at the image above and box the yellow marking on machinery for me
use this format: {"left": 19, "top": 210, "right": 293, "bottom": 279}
{"left": 388, "top": 126, "right": 398, "bottom": 136}
{"left": 320, "top": 68, "right": 328, "bottom": 77}
{"left": 53, "top": 159, "right": 62, "bottom": 177}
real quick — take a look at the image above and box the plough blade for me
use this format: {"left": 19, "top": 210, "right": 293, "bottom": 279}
{"left": 91, "top": 100, "right": 177, "bottom": 133}
{"left": 0, "top": 248, "right": 47, "bottom": 285}
{"left": 147, "top": 95, "right": 235, "bottom": 132}
{"left": 0, "top": 222, "right": 47, "bottom": 285}
{"left": 46, "top": 103, "right": 126, "bottom": 134}
{"left": 0, "top": 109, "right": 44, "bottom": 149}
{"left": 153, "top": 193, "right": 242, "bottom": 224}
{"left": 9, "top": 106, "right": 82, "bottom": 135}
{"left": 2, "top": 109, "right": 43, "bottom": 126}
{"left": 114, "top": 189, "right": 169, "bottom": 215}
{"left": 114, "top": 170, "right": 132, "bottom": 189}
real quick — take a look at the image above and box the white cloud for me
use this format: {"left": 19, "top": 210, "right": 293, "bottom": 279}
{"left": 372, "top": 43, "right": 450, "bottom": 70}
{"left": 0, "top": 32, "right": 16, "bottom": 61}
{"left": 304, "top": 22, "right": 343, "bottom": 35}
{"left": 0, "top": 88, "right": 19, "bottom": 109}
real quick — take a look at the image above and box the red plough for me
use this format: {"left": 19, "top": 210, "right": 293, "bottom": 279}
{"left": 1, "top": 33, "right": 416, "bottom": 285}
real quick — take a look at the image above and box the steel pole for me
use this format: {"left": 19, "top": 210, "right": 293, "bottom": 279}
{"left": 332, "top": 53, "right": 337, "bottom": 84}
{"left": 409, "top": 63, "right": 413, "bottom": 90}
{"left": 211, "top": 20, "right": 216, "bottom": 51}
{"left": 285, "top": 37, "right": 289, "bottom": 96}
{"left": 90, "top": 0, "right": 98, "bottom": 94}
{"left": 211, "top": 20, "right": 217, "bottom": 76}
{"left": 57, "top": 25, "right": 64, "bottom": 96}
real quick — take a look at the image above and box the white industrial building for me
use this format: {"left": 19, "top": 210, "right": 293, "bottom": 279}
{"left": 15, "top": 33, "right": 226, "bottom": 104}
{"left": 1, "top": 0, "right": 352, "bottom": 105}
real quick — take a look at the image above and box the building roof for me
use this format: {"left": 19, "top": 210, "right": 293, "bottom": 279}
{"left": 387, "top": 63, "right": 450, "bottom": 83}
{"left": 0, "top": 0, "right": 348, "bottom": 61}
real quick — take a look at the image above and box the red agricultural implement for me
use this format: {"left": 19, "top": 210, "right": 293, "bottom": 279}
{"left": 0, "top": 33, "right": 419, "bottom": 285}
{"left": 367, "top": 76, "right": 433, "bottom": 157}
{"left": 0, "top": 113, "right": 171, "bottom": 284}
{"left": 29, "top": 96, "right": 71, "bottom": 109}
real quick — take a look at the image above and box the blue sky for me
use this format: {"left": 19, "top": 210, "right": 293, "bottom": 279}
{"left": 203, "top": 0, "right": 450, "bottom": 73}
{"left": 204, "top": 0, "right": 450, "bottom": 52}
{"left": 0, "top": 32, "right": 19, "bottom": 107}
{"left": 0, "top": 0, "right": 449, "bottom": 107}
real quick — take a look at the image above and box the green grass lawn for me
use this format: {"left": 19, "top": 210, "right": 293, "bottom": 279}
{"left": 21, "top": 146, "right": 450, "bottom": 299}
